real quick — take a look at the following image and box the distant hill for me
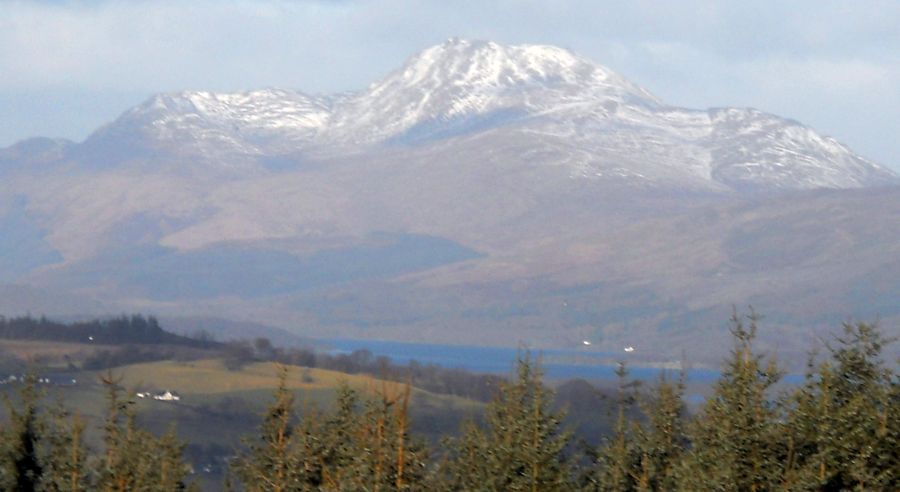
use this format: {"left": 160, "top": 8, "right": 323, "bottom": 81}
{"left": 158, "top": 316, "right": 314, "bottom": 347}
{"left": 0, "top": 314, "right": 212, "bottom": 348}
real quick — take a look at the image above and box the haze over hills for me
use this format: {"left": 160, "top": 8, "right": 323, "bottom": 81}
{"left": 1, "top": 38, "right": 897, "bottom": 368}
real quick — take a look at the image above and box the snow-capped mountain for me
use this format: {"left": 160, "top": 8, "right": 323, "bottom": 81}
{"left": 325, "top": 38, "right": 661, "bottom": 144}
{"left": 78, "top": 89, "right": 333, "bottom": 170}
{"left": 57, "top": 38, "right": 894, "bottom": 188}
{"left": 1, "top": 38, "right": 898, "bottom": 364}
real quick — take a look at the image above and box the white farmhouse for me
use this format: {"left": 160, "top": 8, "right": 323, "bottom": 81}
{"left": 153, "top": 390, "right": 181, "bottom": 402}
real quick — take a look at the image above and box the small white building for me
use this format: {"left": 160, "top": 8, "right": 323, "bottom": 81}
{"left": 153, "top": 390, "right": 181, "bottom": 402}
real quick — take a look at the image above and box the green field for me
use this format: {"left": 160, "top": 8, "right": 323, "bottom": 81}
{"left": 1, "top": 357, "right": 484, "bottom": 489}
{"left": 7, "top": 357, "right": 483, "bottom": 444}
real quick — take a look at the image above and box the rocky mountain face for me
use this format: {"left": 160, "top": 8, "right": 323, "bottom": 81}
{"left": 1, "top": 39, "right": 897, "bottom": 367}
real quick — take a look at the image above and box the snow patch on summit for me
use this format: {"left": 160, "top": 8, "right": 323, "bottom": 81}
{"left": 325, "top": 38, "right": 661, "bottom": 144}
{"left": 74, "top": 38, "right": 896, "bottom": 190}
{"left": 133, "top": 89, "right": 331, "bottom": 139}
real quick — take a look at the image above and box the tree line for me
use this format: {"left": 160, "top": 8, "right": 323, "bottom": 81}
{"left": 1, "top": 314, "right": 897, "bottom": 490}
{"left": 0, "top": 315, "right": 214, "bottom": 348}
{"left": 0, "top": 313, "right": 507, "bottom": 404}
{"left": 221, "top": 337, "right": 508, "bottom": 403}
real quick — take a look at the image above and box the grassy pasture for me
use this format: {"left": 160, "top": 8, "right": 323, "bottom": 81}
{"left": 3, "top": 358, "right": 482, "bottom": 447}
{"left": 108, "top": 359, "right": 483, "bottom": 440}
{"left": 1, "top": 357, "right": 484, "bottom": 491}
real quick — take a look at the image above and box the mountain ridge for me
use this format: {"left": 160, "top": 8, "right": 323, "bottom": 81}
{"left": 0, "top": 38, "right": 898, "bottom": 367}
{"left": 10, "top": 37, "right": 889, "bottom": 189}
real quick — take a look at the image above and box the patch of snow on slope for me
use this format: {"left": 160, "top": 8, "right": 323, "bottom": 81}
{"left": 72, "top": 38, "right": 895, "bottom": 190}
{"left": 325, "top": 38, "right": 661, "bottom": 144}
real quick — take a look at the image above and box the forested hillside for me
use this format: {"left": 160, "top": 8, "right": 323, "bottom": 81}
{"left": 0, "top": 314, "right": 211, "bottom": 347}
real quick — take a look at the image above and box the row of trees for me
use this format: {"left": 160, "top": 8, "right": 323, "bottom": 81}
{"left": 233, "top": 316, "right": 898, "bottom": 491}
{"left": 580, "top": 315, "right": 899, "bottom": 491}
{"left": 1, "top": 315, "right": 897, "bottom": 490}
{"left": 231, "top": 367, "right": 427, "bottom": 490}
{"left": 222, "top": 338, "right": 508, "bottom": 403}
{"left": 0, "top": 315, "right": 213, "bottom": 348}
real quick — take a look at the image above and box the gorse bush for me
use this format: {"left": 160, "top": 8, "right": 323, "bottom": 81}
{"left": 1, "top": 315, "right": 897, "bottom": 491}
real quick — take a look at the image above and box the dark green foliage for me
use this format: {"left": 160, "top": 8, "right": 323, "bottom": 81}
{"left": 0, "top": 374, "right": 43, "bottom": 491}
{"left": 438, "top": 353, "right": 573, "bottom": 491}
{"left": 552, "top": 378, "right": 620, "bottom": 446}
{"left": 313, "top": 383, "right": 361, "bottom": 488}
{"left": 231, "top": 364, "right": 301, "bottom": 491}
{"left": 1, "top": 314, "right": 896, "bottom": 491}
{"left": 37, "top": 403, "right": 89, "bottom": 492}
{"left": 782, "top": 322, "right": 899, "bottom": 491}
{"left": 96, "top": 374, "right": 193, "bottom": 491}
{"left": 0, "top": 372, "right": 193, "bottom": 491}
{"left": 574, "top": 314, "right": 896, "bottom": 491}
{"left": 583, "top": 363, "right": 641, "bottom": 492}
{"left": 232, "top": 367, "right": 428, "bottom": 491}
{"left": 81, "top": 345, "right": 184, "bottom": 371}
{"left": 630, "top": 373, "right": 686, "bottom": 491}
{"left": 333, "top": 382, "right": 428, "bottom": 490}
{"left": 225, "top": 322, "right": 897, "bottom": 491}
{"left": 678, "top": 310, "right": 785, "bottom": 491}
{"left": 0, "top": 314, "right": 212, "bottom": 347}
{"left": 585, "top": 365, "right": 687, "bottom": 492}
{"left": 0, "top": 376, "right": 94, "bottom": 491}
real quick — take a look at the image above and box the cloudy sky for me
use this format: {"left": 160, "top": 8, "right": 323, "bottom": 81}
{"left": 1, "top": 0, "right": 897, "bottom": 170}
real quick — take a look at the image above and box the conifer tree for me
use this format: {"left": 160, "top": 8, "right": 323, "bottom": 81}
{"left": 316, "top": 383, "right": 362, "bottom": 489}
{"left": 231, "top": 364, "right": 301, "bottom": 492}
{"left": 233, "top": 371, "right": 429, "bottom": 491}
{"left": 96, "top": 373, "right": 192, "bottom": 491}
{"left": 678, "top": 310, "right": 784, "bottom": 491}
{"left": 0, "top": 373, "right": 44, "bottom": 492}
{"left": 436, "top": 420, "right": 490, "bottom": 490}
{"left": 884, "top": 369, "right": 900, "bottom": 487}
{"left": 237, "top": 385, "right": 355, "bottom": 491}
{"left": 335, "top": 380, "right": 427, "bottom": 491}
{"left": 38, "top": 403, "right": 89, "bottom": 492}
{"left": 631, "top": 372, "right": 686, "bottom": 492}
{"left": 783, "top": 322, "right": 898, "bottom": 490}
{"left": 584, "top": 363, "right": 640, "bottom": 492}
{"left": 440, "top": 353, "right": 572, "bottom": 491}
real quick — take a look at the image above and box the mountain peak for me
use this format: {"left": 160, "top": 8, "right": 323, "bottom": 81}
{"left": 390, "top": 37, "right": 654, "bottom": 97}
{"left": 415, "top": 37, "right": 587, "bottom": 81}
{"left": 57, "top": 38, "right": 894, "bottom": 190}
{"left": 83, "top": 88, "right": 331, "bottom": 160}
{"left": 325, "top": 38, "right": 659, "bottom": 143}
